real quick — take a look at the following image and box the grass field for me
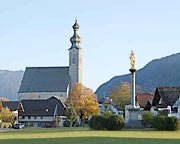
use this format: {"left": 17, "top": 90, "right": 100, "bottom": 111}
{"left": 0, "top": 127, "right": 180, "bottom": 144}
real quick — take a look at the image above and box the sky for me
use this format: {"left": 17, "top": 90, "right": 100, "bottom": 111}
{"left": 0, "top": 0, "right": 180, "bottom": 91}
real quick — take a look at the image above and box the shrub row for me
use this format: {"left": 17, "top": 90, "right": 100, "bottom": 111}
{"left": 89, "top": 114, "right": 125, "bottom": 130}
{"left": 152, "top": 115, "right": 179, "bottom": 131}
{"left": 141, "top": 111, "right": 179, "bottom": 131}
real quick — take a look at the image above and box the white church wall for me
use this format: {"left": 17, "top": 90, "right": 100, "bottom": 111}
{"left": 19, "top": 91, "right": 67, "bottom": 100}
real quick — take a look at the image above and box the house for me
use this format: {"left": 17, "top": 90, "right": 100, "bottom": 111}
{"left": 99, "top": 97, "right": 123, "bottom": 116}
{"left": 0, "top": 97, "right": 10, "bottom": 101}
{"left": 18, "top": 96, "right": 67, "bottom": 127}
{"left": 151, "top": 86, "right": 180, "bottom": 118}
{"left": 0, "top": 101, "right": 20, "bottom": 111}
{"left": 136, "top": 93, "right": 154, "bottom": 110}
{"left": 18, "top": 19, "right": 82, "bottom": 100}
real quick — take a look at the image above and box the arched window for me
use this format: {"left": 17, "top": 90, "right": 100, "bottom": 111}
{"left": 72, "top": 58, "right": 76, "bottom": 64}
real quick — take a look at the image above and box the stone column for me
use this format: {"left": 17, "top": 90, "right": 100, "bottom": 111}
{"left": 125, "top": 51, "right": 142, "bottom": 128}
{"left": 130, "top": 68, "right": 136, "bottom": 108}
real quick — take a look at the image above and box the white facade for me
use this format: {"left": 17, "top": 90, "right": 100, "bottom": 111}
{"left": 19, "top": 116, "right": 54, "bottom": 122}
{"left": 19, "top": 91, "right": 68, "bottom": 100}
{"left": 19, "top": 115, "right": 65, "bottom": 127}
{"left": 19, "top": 116, "right": 55, "bottom": 127}
{"left": 69, "top": 48, "right": 82, "bottom": 89}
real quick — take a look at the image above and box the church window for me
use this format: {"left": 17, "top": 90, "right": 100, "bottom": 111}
{"left": 28, "top": 116, "right": 31, "bottom": 119}
{"left": 72, "top": 58, "right": 76, "bottom": 64}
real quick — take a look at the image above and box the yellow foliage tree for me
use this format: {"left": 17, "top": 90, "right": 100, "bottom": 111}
{"left": 0, "top": 107, "right": 14, "bottom": 123}
{"left": 109, "top": 82, "right": 131, "bottom": 111}
{"left": 67, "top": 83, "right": 99, "bottom": 122}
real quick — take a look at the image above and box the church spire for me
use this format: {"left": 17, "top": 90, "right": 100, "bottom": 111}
{"left": 69, "top": 18, "right": 81, "bottom": 49}
{"left": 68, "top": 18, "right": 82, "bottom": 89}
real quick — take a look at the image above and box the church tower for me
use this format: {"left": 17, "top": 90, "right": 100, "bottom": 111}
{"left": 69, "top": 19, "right": 82, "bottom": 89}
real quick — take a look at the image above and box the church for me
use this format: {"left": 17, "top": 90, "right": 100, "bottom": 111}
{"left": 18, "top": 20, "right": 82, "bottom": 100}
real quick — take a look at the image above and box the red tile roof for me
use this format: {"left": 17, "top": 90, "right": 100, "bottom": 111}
{"left": 136, "top": 93, "right": 154, "bottom": 108}
{"left": 0, "top": 98, "right": 10, "bottom": 101}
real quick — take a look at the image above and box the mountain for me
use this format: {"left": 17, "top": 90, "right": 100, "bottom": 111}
{"left": 0, "top": 70, "right": 24, "bottom": 100}
{"left": 95, "top": 53, "right": 180, "bottom": 100}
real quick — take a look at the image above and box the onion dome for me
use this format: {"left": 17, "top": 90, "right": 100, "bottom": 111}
{"left": 69, "top": 18, "right": 81, "bottom": 50}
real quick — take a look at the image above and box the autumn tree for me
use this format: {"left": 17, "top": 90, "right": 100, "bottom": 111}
{"left": 67, "top": 83, "right": 99, "bottom": 124}
{"left": 0, "top": 107, "right": 14, "bottom": 123}
{"left": 66, "top": 102, "right": 78, "bottom": 128}
{"left": 109, "top": 82, "right": 131, "bottom": 111}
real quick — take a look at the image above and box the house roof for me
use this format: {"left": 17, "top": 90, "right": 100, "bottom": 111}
{"left": 2, "top": 101, "right": 20, "bottom": 111}
{"left": 152, "top": 86, "right": 180, "bottom": 107}
{"left": 0, "top": 98, "right": 10, "bottom": 101}
{"left": 18, "top": 96, "right": 66, "bottom": 116}
{"left": 99, "top": 97, "right": 113, "bottom": 104}
{"left": 136, "top": 93, "right": 154, "bottom": 108}
{"left": 18, "top": 67, "right": 69, "bottom": 93}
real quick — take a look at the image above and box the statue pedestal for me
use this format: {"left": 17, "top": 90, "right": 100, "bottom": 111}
{"left": 125, "top": 107, "right": 143, "bottom": 128}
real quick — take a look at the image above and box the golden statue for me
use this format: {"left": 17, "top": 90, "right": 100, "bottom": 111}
{"left": 130, "top": 50, "right": 136, "bottom": 69}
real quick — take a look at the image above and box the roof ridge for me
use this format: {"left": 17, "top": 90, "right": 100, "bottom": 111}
{"left": 26, "top": 66, "right": 69, "bottom": 69}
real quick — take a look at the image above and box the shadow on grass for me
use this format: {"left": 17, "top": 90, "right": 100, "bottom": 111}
{"left": 4, "top": 127, "right": 90, "bottom": 134}
{"left": 0, "top": 137, "right": 179, "bottom": 144}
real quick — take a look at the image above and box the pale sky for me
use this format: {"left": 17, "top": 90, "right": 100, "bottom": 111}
{"left": 0, "top": 0, "right": 180, "bottom": 91}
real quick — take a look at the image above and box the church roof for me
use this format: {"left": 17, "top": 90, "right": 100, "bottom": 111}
{"left": 18, "top": 67, "right": 69, "bottom": 93}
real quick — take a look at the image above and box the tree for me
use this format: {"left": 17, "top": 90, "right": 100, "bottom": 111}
{"left": 67, "top": 83, "right": 99, "bottom": 125}
{"left": 66, "top": 103, "right": 78, "bottom": 128}
{"left": 0, "top": 107, "right": 14, "bottom": 123}
{"left": 141, "top": 111, "right": 154, "bottom": 127}
{"left": 109, "top": 82, "right": 131, "bottom": 111}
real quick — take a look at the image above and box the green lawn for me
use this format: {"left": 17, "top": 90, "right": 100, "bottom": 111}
{"left": 0, "top": 127, "right": 179, "bottom": 144}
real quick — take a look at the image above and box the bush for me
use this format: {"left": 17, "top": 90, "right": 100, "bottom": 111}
{"left": 165, "top": 116, "right": 179, "bottom": 131}
{"left": 3, "top": 124, "right": 7, "bottom": 128}
{"left": 89, "top": 114, "right": 125, "bottom": 130}
{"left": 141, "top": 111, "right": 153, "bottom": 128}
{"left": 8, "top": 124, "right": 12, "bottom": 128}
{"left": 105, "top": 115, "right": 125, "bottom": 130}
{"left": 152, "top": 115, "right": 179, "bottom": 131}
{"left": 102, "top": 111, "right": 113, "bottom": 118}
{"left": 89, "top": 115, "right": 106, "bottom": 130}
{"left": 152, "top": 115, "right": 166, "bottom": 130}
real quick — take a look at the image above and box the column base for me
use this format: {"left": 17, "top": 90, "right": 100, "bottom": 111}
{"left": 125, "top": 107, "right": 143, "bottom": 129}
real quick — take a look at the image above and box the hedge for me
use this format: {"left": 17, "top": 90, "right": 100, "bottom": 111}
{"left": 152, "top": 115, "right": 179, "bottom": 131}
{"left": 105, "top": 115, "right": 125, "bottom": 130}
{"left": 89, "top": 115, "right": 106, "bottom": 130}
{"left": 89, "top": 114, "right": 125, "bottom": 130}
{"left": 141, "top": 111, "right": 154, "bottom": 128}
